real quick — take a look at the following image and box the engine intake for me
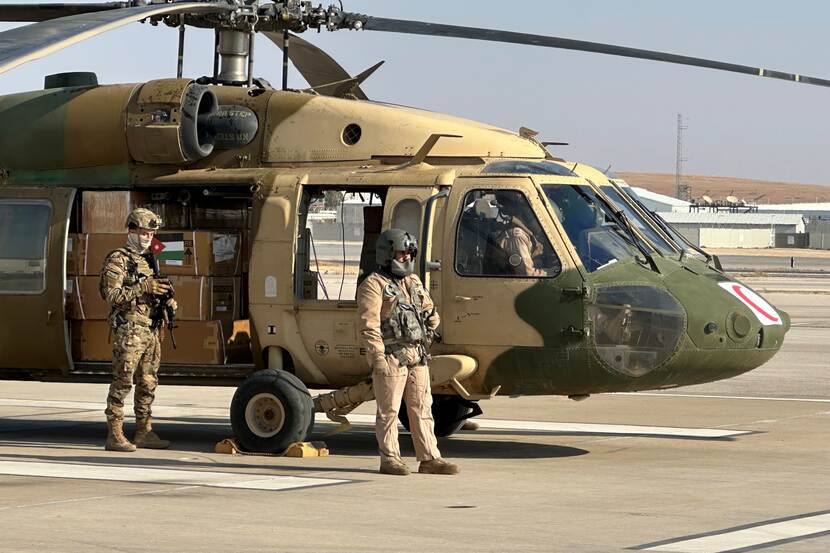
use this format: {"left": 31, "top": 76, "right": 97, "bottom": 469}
{"left": 126, "top": 79, "right": 218, "bottom": 164}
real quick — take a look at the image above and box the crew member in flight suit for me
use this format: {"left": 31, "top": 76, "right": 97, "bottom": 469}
{"left": 492, "top": 191, "right": 558, "bottom": 277}
{"left": 356, "top": 228, "right": 459, "bottom": 476}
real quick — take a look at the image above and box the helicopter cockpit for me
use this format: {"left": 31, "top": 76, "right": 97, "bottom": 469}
{"left": 455, "top": 189, "right": 562, "bottom": 278}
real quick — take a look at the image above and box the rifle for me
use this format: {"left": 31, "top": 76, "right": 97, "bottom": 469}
{"left": 142, "top": 250, "right": 177, "bottom": 349}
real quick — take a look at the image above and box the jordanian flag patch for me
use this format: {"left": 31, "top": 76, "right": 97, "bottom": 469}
{"left": 153, "top": 233, "right": 191, "bottom": 267}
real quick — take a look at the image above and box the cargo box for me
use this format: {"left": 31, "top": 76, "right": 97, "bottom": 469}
{"left": 82, "top": 191, "right": 150, "bottom": 234}
{"left": 71, "top": 319, "right": 227, "bottom": 365}
{"left": 67, "top": 231, "right": 242, "bottom": 277}
{"left": 152, "top": 231, "right": 241, "bottom": 276}
{"left": 66, "top": 275, "right": 241, "bottom": 323}
{"left": 68, "top": 233, "right": 126, "bottom": 276}
{"left": 161, "top": 320, "right": 225, "bottom": 364}
{"left": 70, "top": 320, "right": 113, "bottom": 362}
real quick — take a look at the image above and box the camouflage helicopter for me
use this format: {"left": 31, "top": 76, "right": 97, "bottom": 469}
{"left": 0, "top": 0, "right": 812, "bottom": 453}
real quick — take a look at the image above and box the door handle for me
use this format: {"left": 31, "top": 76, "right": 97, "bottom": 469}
{"left": 47, "top": 310, "right": 53, "bottom": 324}
{"left": 561, "top": 325, "right": 585, "bottom": 338}
{"left": 454, "top": 295, "right": 473, "bottom": 302}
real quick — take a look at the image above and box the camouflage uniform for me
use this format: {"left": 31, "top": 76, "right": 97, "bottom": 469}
{"left": 100, "top": 245, "right": 161, "bottom": 423}
{"left": 357, "top": 271, "right": 444, "bottom": 469}
{"left": 100, "top": 207, "right": 172, "bottom": 451}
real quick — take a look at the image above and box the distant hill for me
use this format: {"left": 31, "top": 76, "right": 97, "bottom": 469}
{"left": 616, "top": 172, "right": 830, "bottom": 204}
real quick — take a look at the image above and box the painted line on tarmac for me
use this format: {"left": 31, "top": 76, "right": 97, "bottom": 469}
{"left": 317, "top": 414, "right": 749, "bottom": 439}
{"left": 0, "top": 399, "right": 747, "bottom": 439}
{"left": 627, "top": 393, "right": 830, "bottom": 403}
{"left": 632, "top": 509, "right": 830, "bottom": 552}
{"left": 0, "top": 460, "right": 350, "bottom": 492}
{"left": 0, "top": 399, "right": 228, "bottom": 419}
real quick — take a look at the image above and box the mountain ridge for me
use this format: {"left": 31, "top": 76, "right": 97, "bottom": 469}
{"left": 616, "top": 172, "right": 830, "bottom": 204}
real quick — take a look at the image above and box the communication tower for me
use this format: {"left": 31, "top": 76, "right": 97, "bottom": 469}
{"left": 675, "top": 113, "right": 691, "bottom": 201}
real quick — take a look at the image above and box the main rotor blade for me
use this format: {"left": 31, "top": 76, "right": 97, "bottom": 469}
{"left": 263, "top": 32, "right": 369, "bottom": 100}
{"left": 0, "top": 2, "right": 232, "bottom": 77}
{"left": 361, "top": 17, "right": 830, "bottom": 88}
{"left": 0, "top": 3, "right": 129, "bottom": 22}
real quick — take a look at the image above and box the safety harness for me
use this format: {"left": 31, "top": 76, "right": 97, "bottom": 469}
{"left": 379, "top": 275, "right": 435, "bottom": 367}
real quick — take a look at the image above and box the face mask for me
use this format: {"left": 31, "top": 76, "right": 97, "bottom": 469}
{"left": 390, "top": 259, "right": 415, "bottom": 277}
{"left": 127, "top": 233, "right": 152, "bottom": 252}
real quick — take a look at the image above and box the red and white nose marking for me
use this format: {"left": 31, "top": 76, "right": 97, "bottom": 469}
{"left": 719, "top": 282, "right": 781, "bottom": 326}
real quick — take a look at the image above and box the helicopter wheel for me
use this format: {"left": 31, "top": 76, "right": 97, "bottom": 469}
{"left": 230, "top": 369, "right": 315, "bottom": 454}
{"left": 398, "top": 395, "right": 481, "bottom": 439}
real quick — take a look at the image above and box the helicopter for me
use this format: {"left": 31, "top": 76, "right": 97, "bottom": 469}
{"left": 0, "top": 1, "right": 808, "bottom": 453}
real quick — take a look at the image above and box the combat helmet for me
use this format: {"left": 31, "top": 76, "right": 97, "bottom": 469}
{"left": 376, "top": 228, "right": 418, "bottom": 277}
{"left": 125, "top": 207, "right": 163, "bottom": 230}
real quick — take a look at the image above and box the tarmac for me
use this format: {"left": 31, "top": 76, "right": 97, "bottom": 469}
{"left": 1, "top": 276, "right": 829, "bottom": 552}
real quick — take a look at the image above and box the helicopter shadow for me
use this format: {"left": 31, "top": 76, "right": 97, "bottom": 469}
{"left": 0, "top": 416, "right": 589, "bottom": 462}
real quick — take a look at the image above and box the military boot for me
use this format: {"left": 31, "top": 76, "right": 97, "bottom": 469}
{"left": 134, "top": 417, "right": 170, "bottom": 449}
{"left": 105, "top": 419, "right": 136, "bottom": 452}
{"left": 379, "top": 458, "right": 411, "bottom": 476}
{"left": 418, "top": 458, "right": 459, "bottom": 475}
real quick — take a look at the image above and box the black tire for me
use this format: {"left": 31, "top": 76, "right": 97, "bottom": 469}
{"left": 398, "top": 395, "right": 477, "bottom": 439}
{"left": 230, "top": 369, "right": 314, "bottom": 453}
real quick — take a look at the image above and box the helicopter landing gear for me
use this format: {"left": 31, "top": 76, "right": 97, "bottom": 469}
{"left": 398, "top": 395, "right": 482, "bottom": 439}
{"left": 230, "top": 369, "right": 315, "bottom": 454}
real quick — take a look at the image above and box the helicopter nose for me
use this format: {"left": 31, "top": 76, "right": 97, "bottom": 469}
{"left": 663, "top": 275, "right": 790, "bottom": 386}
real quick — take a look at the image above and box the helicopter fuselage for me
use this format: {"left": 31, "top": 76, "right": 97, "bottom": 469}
{"left": 0, "top": 79, "right": 789, "bottom": 400}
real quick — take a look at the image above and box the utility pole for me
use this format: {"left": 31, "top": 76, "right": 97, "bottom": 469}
{"left": 675, "top": 113, "right": 691, "bottom": 201}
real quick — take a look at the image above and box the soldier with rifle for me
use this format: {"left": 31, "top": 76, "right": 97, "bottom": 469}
{"left": 99, "top": 208, "right": 177, "bottom": 452}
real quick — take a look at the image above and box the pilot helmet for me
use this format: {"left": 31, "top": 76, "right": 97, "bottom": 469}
{"left": 494, "top": 190, "right": 522, "bottom": 217}
{"left": 376, "top": 228, "right": 418, "bottom": 277}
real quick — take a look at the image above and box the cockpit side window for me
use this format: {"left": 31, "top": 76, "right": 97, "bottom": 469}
{"left": 455, "top": 189, "right": 561, "bottom": 278}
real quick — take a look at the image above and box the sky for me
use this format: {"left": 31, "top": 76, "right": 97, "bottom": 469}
{"left": 2, "top": 1, "right": 830, "bottom": 184}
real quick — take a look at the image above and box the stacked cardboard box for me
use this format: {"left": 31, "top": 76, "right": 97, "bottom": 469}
{"left": 67, "top": 275, "right": 240, "bottom": 325}
{"left": 71, "top": 319, "right": 227, "bottom": 365}
{"left": 82, "top": 191, "right": 150, "bottom": 234}
{"left": 67, "top": 192, "right": 250, "bottom": 365}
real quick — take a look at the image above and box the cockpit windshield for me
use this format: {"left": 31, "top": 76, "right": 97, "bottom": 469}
{"left": 542, "top": 184, "right": 640, "bottom": 272}
{"left": 599, "top": 185, "right": 677, "bottom": 256}
{"left": 618, "top": 186, "right": 709, "bottom": 261}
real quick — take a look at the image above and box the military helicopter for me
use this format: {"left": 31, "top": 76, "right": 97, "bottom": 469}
{"left": 0, "top": 1, "right": 810, "bottom": 453}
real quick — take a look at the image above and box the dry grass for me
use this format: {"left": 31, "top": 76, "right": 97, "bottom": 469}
{"left": 617, "top": 172, "right": 830, "bottom": 204}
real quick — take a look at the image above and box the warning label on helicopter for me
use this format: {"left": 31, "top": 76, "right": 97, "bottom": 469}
{"left": 333, "top": 344, "right": 366, "bottom": 359}
{"left": 719, "top": 282, "right": 782, "bottom": 326}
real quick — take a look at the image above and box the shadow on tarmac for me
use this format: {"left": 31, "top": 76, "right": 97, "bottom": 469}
{"left": 0, "top": 418, "right": 590, "bottom": 465}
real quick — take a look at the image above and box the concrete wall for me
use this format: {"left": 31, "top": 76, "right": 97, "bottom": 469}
{"left": 699, "top": 227, "right": 772, "bottom": 248}
{"left": 672, "top": 224, "right": 700, "bottom": 246}
{"left": 807, "top": 220, "right": 830, "bottom": 250}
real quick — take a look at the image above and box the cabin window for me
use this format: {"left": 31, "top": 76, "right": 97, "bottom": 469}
{"left": 0, "top": 200, "right": 52, "bottom": 294}
{"left": 454, "top": 189, "right": 561, "bottom": 278}
{"left": 391, "top": 198, "right": 422, "bottom": 239}
{"left": 295, "top": 188, "right": 385, "bottom": 301}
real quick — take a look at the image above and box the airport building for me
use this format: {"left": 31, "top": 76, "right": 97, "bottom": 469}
{"left": 629, "top": 186, "right": 830, "bottom": 249}
{"left": 658, "top": 211, "right": 806, "bottom": 249}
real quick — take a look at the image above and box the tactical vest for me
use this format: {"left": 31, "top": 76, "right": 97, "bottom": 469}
{"left": 379, "top": 275, "right": 430, "bottom": 365}
{"left": 100, "top": 248, "right": 154, "bottom": 328}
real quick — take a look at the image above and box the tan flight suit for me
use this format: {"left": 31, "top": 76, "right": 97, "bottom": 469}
{"left": 357, "top": 271, "right": 441, "bottom": 463}
{"left": 496, "top": 224, "right": 548, "bottom": 277}
{"left": 99, "top": 245, "right": 161, "bottom": 422}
